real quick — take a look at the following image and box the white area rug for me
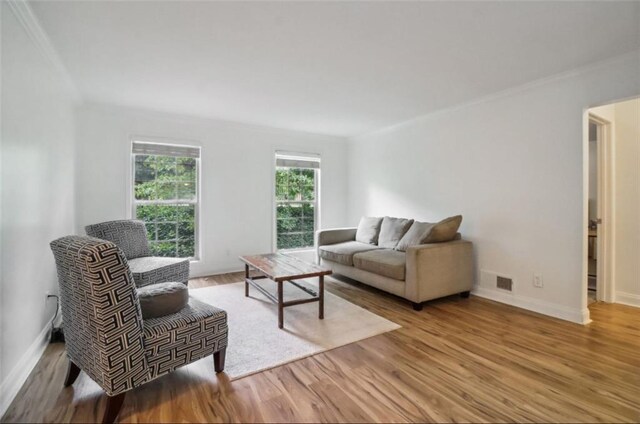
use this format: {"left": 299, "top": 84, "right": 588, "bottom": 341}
{"left": 190, "top": 281, "right": 400, "bottom": 380}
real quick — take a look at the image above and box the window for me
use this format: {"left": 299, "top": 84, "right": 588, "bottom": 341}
{"left": 274, "top": 152, "right": 320, "bottom": 250}
{"left": 132, "top": 141, "right": 200, "bottom": 259}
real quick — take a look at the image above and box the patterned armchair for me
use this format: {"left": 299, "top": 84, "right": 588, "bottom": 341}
{"left": 50, "top": 236, "right": 228, "bottom": 424}
{"left": 85, "top": 219, "right": 190, "bottom": 287}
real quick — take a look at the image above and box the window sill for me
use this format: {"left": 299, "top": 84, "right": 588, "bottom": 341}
{"left": 277, "top": 248, "right": 316, "bottom": 253}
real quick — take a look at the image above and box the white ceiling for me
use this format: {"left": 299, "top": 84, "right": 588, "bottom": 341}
{"left": 30, "top": 1, "right": 640, "bottom": 137}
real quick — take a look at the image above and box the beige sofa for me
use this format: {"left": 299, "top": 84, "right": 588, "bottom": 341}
{"left": 316, "top": 217, "right": 474, "bottom": 310}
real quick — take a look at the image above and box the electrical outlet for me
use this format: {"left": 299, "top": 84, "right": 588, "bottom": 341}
{"left": 533, "top": 273, "right": 543, "bottom": 288}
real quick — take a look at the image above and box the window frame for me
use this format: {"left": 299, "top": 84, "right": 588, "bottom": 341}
{"left": 272, "top": 151, "right": 321, "bottom": 252}
{"left": 130, "top": 140, "right": 201, "bottom": 261}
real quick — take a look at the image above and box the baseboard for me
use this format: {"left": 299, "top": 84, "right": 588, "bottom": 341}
{"left": 473, "top": 287, "right": 591, "bottom": 324}
{"left": 0, "top": 324, "right": 51, "bottom": 419}
{"left": 615, "top": 291, "right": 640, "bottom": 308}
{"left": 190, "top": 266, "right": 243, "bottom": 279}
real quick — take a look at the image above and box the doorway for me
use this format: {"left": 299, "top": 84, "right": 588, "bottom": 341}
{"left": 585, "top": 97, "right": 640, "bottom": 312}
{"left": 586, "top": 117, "right": 606, "bottom": 304}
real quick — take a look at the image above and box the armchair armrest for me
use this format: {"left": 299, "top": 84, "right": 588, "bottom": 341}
{"left": 405, "top": 239, "right": 474, "bottom": 303}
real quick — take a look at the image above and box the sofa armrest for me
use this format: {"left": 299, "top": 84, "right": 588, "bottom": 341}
{"left": 315, "top": 227, "right": 357, "bottom": 262}
{"left": 405, "top": 239, "right": 474, "bottom": 303}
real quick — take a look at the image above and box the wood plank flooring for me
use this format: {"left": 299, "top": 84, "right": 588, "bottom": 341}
{"left": 2, "top": 272, "right": 639, "bottom": 423}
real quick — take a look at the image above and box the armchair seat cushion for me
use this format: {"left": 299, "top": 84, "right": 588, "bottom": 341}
{"left": 318, "top": 241, "right": 382, "bottom": 266}
{"left": 353, "top": 249, "right": 406, "bottom": 280}
{"left": 137, "top": 282, "right": 189, "bottom": 319}
{"left": 143, "top": 298, "right": 228, "bottom": 379}
{"left": 128, "top": 257, "right": 190, "bottom": 287}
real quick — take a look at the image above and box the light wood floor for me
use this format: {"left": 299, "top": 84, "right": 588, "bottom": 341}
{"left": 3, "top": 272, "right": 639, "bottom": 423}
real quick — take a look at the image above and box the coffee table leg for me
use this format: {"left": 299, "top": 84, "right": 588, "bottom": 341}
{"left": 244, "top": 264, "right": 249, "bottom": 297}
{"left": 319, "top": 275, "right": 324, "bottom": 319}
{"left": 277, "top": 281, "right": 284, "bottom": 329}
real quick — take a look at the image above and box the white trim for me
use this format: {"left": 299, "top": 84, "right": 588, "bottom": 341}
{"left": 615, "top": 292, "right": 640, "bottom": 308}
{"left": 6, "top": 0, "right": 81, "bottom": 102}
{"left": 587, "top": 113, "right": 615, "bottom": 304}
{"left": 355, "top": 49, "right": 640, "bottom": 139}
{"left": 473, "top": 287, "right": 591, "bottom": 325}
{"left": 0, "top": 324, "right": 50, "bottom": 418}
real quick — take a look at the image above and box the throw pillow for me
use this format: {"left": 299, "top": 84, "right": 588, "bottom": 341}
{"left": 355, "top": 217, "right": 384, "bottom": 245}
{"left": 424, "top": 215, "right": 463, "bottom": 243}
{"left": 394, "top": 221, "right": 435, "bottom": 251}
{"left": 137, "top": 282, "right": 189, "bottom": 319}
{"left": 378, "top": 217, "right": 414, "bottom": 248}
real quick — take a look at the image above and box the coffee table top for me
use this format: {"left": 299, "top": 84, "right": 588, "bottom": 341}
{"left": 239, "top": 253, "right": 332, "bottom": 282}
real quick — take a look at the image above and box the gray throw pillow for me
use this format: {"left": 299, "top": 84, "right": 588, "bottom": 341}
{"left": 424, "top": 215, "right": 463, "bottom": 243}
{"left": 394, "top": 221, "right": 435, "bottom": 251}
{"left": 137, "top": 282, "right": 189, "bottom": 319}
{"left": 355, "top": 216, "right": 383, "bottom": 245}
{"left": 378, "top": 217, "right": 414, "bottom": 248}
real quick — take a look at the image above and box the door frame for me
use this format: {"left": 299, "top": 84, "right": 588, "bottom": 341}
{"left": 586, "top": 113, "right": 614, "bottom": 304}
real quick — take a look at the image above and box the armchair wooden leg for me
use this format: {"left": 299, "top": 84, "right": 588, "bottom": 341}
{"left": 412, "top": 302, "right": 423, "bottom": 311}
{"left": 63, "top": 360, "right": 81, "bottom": 387}
{"left": 102, "top": 393, "right": 126, "bottom": 424}
{"left": 214, "top": 347, "right": 226, "bottom": 373}
{"left": 460, "top": 291, "right": 471, "bottom": 298}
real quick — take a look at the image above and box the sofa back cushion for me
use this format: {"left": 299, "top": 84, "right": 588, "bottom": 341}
{"left": 394, "top": 221, "right": 435, "bottom": 251}
{"left": 355, "top": 217, "right": 383, "bottom": 245}
{"left": 395, "top": 215, "right": 463, "bottom": 251}
{"left": 424, "top": 215, "right": 463, "bottom": 243}
{"left": 378, "top": 217, "right": 414, "bottom": 248}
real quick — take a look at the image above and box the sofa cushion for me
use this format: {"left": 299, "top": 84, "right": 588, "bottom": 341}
{"left": 378, "top": 217, "right": 414, "bottom": 248}
{"left": 128, "top": 256, "right": 190, "bottom": 287}
{"left": 319, "top": 241, "right": 381, "bottom": 266}
{"left": 353, "top": 249, "right": 406, "bottom": 281}
{"left": 137, "top": 282, "right": 189, "bottom": 319}
{"left": 395, "top": 221, "right": 436, "bottom": 251}
{"left": 355, "top": 217, "right": 383, "bottom": 245}
{"left": 424, "top": 215, "right": 463, "bottom": 243}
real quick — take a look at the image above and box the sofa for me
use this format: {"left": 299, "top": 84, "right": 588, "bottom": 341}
{"left": 317, "top": 215, "right": 473, "bottom": 310}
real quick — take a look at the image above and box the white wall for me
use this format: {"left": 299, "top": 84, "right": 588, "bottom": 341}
{"left": 75, "top": 103, "right": 348, "bottom": 277}
{"left": 0, "top": 1, "right": 77, "bottom": 414}
{"left": 347, "top": 51, "right": 640, "bottom": 323}
{"left": 612, "top": 98, "right": 640, "bottom": 307}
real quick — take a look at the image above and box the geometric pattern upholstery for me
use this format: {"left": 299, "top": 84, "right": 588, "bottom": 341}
{"left": 128, "top": 256, "right": 190, "bottom": 287}
{"left": 49, "top": 235, "right": 228, "bottom": 397}
{"left": 85, "top": 219, "right": 190, "bottom": 287}
{"left": 85, "top": 220, "right": 151, "bottom": 260}
{"left": 143, "top": 299, "right": 228, "bottom": 378}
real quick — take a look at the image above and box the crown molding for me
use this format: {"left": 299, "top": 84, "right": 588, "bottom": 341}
{"left": 354, "top": 49, "right": 640, "bottom": 140}
{"left": 6, "top": 0, "right": 81, "bottom": 102}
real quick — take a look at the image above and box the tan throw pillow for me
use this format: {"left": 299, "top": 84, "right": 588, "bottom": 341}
{"left": 394, "top": 221, "right": 435, "bottom": 251}
{"left": 137, "top": 282, "right": 189, "bottom": 319}
{"left": 378, "top": 217, "right": 414, "bottom": 248}
{"left": 424, "top": 215, "right": 463, "bottom": 243}
{"left": 355, "top": 216, "right": 383, "bottom": 245}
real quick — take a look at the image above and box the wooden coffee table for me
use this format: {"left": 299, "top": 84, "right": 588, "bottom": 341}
{"left": 239, "top": 253, "right": 333, "bottom": 329}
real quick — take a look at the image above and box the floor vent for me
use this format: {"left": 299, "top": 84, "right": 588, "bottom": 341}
{"left": 497, "top": 276, "right": 513, "bottom": 291}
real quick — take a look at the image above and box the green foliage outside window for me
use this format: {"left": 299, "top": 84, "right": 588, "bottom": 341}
{"left": 134, "top": 155, "right": 197, "bottom": 258}
{"left": 275, "top": 167, "right": 317, "bottom": 250}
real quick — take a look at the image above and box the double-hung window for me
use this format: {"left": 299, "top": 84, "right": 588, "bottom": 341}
{"left": 132, "top": 141, "right": 200, "bottom": 259}
{"left": 274, "top": 152, "right": 320, "bottom": 250}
